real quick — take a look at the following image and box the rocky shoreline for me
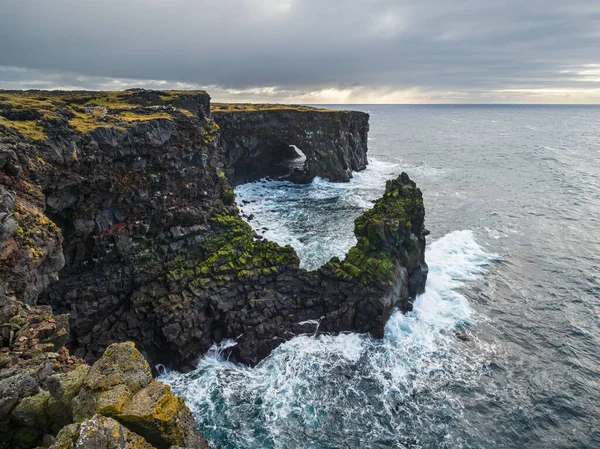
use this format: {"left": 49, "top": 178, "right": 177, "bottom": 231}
{"left": 0, "top": 89, "right": 428, "bottom": 448}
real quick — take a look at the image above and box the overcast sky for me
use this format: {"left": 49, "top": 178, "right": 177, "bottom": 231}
{"left": 1, "top": 0, "right": 600, "bottom": 103}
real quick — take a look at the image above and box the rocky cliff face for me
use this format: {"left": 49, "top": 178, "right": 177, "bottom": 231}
{"left": 0, "top": 90, "right": 426, "bottom": 376}
{"left": 213, "top": 104, "right": 369, "bottom": 184}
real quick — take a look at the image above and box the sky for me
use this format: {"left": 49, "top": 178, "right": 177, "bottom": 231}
{"left": 1, "top": 0, "right": 600, "bottom": 104}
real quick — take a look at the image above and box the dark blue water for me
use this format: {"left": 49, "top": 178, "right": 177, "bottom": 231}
{"left": 162, "top": 105, "right": 600, "bottom": 449}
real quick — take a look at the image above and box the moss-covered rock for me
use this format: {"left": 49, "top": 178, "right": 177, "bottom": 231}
{"left": 67, "top": 341, "right": 208, "bottom": 449}
{"left": 118, "top": 381, "right": 209, "bottom": 449}
{"left": 331, "top": 172, "right": 427, "bottom": 288}
{"left": 73, "top": 342, "right": 152, "bottom": 421}
{"left": 46, "top": 364, "right": 90, "bottom": 430}
{"left": 0, "top": 90, "right": 210, "bottom": 140}
{"left": 11, "top": 391, "right": 50, "bottom": 428}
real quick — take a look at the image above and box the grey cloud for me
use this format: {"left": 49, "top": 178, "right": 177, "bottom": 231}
{"left": 0, "top": 0, "right": 599, "bottom": 101}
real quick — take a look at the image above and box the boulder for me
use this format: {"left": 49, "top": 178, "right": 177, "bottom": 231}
{"left": 118, "top": 381, "right": 209, "bottom": 449}
{"left": 71, "top": 342, "right": 208, "bottom": 449}
{"left": 50, "top": 414, "right": 155, "bottom": 449}
{"left": 46, "top": 364, "right": 90, "bottom": 430}
{"left": 73, "top": 342, "right": 152, "bottom": 421}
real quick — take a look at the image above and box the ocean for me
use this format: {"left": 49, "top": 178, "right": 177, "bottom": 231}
{"left": 160, "top": 105, "right": 600, "bottom": 449}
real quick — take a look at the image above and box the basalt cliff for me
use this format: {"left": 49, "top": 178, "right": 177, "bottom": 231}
{"left": 0, "top": 90, "right": 428, "bottom": 448}
{"left": 212, "top": 103, "right": 368, "bottom": 184}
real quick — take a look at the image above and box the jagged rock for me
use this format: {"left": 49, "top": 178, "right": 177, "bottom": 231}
{"left": 50, "top": 414, "right": 155, "bottom": 449}
{"left": 0, "top": 373, "right": 38, "bottom": 421}
{"left": 0, "top": 317, "right": 209, "bottom": 449}
{"left": 0, "top": 90, "right": 425, "bottom": 373}
{"left": 0, "top": 295, "right": 87, "bottom": 449}
{"left": 0, "top": 89, "right": 431, "bottom": 449}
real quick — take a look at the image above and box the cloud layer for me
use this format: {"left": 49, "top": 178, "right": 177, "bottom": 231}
{"left": 1, "top": 0, "right": 600, "bottom": 103}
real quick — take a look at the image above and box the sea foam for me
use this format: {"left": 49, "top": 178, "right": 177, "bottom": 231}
{"left": 160, "top": 230, "right": 496, "bottom": 449}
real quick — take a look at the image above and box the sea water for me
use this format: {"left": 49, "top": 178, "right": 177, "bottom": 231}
{"left": 161, "top": 105, "right": 600, "bottom": 448}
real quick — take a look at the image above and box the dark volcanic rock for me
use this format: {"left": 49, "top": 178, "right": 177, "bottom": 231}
{"left": 0, "top": 91, "right": 426, "bottom": 374}
{"left": 213, "top": 107, "right": 369, "bottom": 184}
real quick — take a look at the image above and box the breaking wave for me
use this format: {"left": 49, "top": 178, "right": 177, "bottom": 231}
{"left": 160, "top": 230, "right": 497, "bottom": 449}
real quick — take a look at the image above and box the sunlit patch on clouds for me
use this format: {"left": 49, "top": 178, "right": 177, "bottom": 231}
{"left": 2, "top": 65, "right": 600, "bottom": 104}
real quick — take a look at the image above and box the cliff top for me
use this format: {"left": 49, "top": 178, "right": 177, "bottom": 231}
{"left": 0, "top": 89, "right": 210, "bottom": 140}
{"left": 212, "top": 102, "right": 347, "bottom": 113}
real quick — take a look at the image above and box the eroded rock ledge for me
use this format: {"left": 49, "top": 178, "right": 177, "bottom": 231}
{"left": 0, "top": 89, "right": 426, "bottom": 369}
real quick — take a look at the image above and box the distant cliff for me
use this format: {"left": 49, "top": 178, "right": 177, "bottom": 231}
{"left": 212, "top": 103, "right": 369, "bottom": 184}
{"left": 0, "top": 90, "right": 425, "bottom": 373}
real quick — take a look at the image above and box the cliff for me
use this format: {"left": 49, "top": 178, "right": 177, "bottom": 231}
{"left": 0, "top": 89, "right": 427, "bottom": 446}
{"left": 0, "top": 90, "right": 425, "bottom": 368}
{"left": 212, "top": 103, "right": 369, "bottom": 184}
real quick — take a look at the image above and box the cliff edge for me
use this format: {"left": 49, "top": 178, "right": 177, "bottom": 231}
{"left": 212, "top": 103, "right": 369, "bottom": 184}
{"left": 0, "top": 90, "right": 425, "bottom": 369}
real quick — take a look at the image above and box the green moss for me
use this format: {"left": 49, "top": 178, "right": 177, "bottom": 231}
{"left": 11, "top": 198, "right": 61, "bottom": 264}
{"left": 0, "top": 116, "right": 46, "bottom": 140}
{"left": 325, "top": 174, "right": 424, "bottom": 285}
{"left": 164, "top": 184, "right": 299, "bottom": 289}
{"left": 12, "top": 391, "right": 51, "bottom": 428}
{"left": 200, "top": 121, "right": 220, "bottom": 144}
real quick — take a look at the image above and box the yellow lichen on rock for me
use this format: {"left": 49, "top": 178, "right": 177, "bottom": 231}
{"left": 116, "top": 378, "right": 209, "bottom": 448}
{"left": 0, "top": 89, "right": 210, "bottom": 139}
{"left": 49, "top": 414, "right": 157, "bottom": 449}
{"left": 69, "top": 341, "right": 209, "bottom": 448}
{"left": 72, "top": 342, "right": 152, "bottom": 422}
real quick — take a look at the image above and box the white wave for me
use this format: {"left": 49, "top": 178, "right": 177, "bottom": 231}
{"left": 160, "top": 230, "right": 496, "bottom": 449}
{"left": 234, "top": 157, "right": 403, "bottom": 270}
{"left": 235, "top": 157, "right": 450, "bottom": 271}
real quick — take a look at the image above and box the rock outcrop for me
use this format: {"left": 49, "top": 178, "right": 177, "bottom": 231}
{"left": 0, "top": 299, "right": 209, "bottom": 449}
{"left": 212, "top": 103, "right": 369, "bottom": 184}
{"left": 214, "top": 172, "right": 428, "bottom": 364}
{"left": 0, "top": 90, "right": 426, "bottom": 372}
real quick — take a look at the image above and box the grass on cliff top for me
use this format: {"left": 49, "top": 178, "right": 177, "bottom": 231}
{"left": 212, "top": 103, "right": 347, "bottom": 113}
{"left": 0, "top": 89, "right": 208, "bottom": 140}
{"left": 0, "top": 116, "right": 46, "bottom": 140}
